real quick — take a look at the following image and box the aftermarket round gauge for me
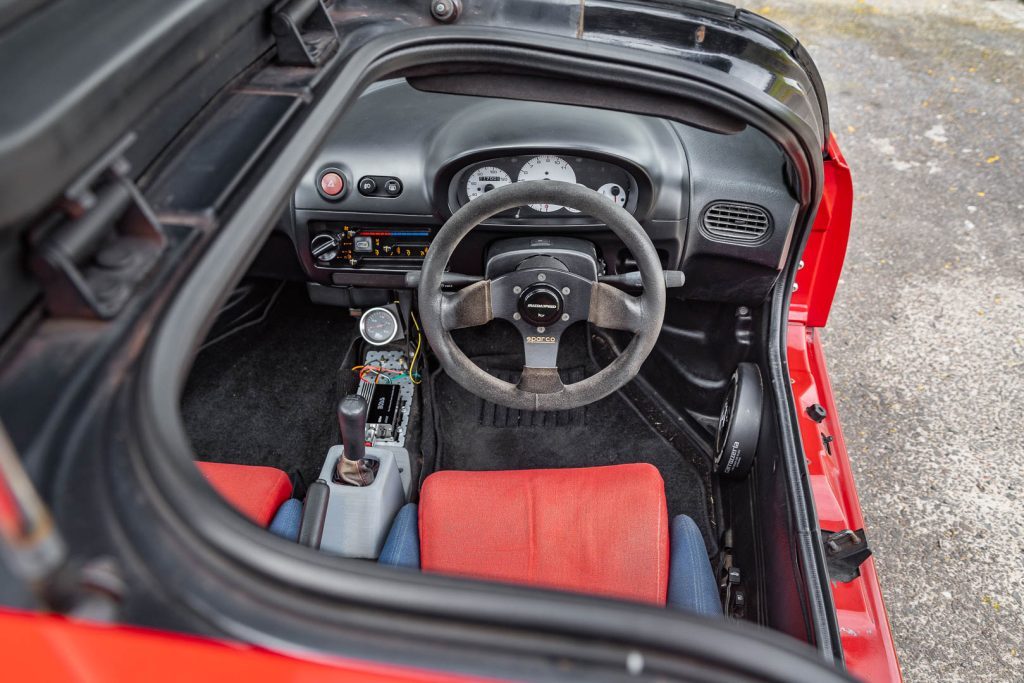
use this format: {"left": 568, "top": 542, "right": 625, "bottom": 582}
{"left": 598, "top": 182, "right": 627, "bottom": 208}
{"left": 359, "top": 307, "right": 399, "bottom": 346}
{"left": 465, "top": 166, "right": 512, "bottom": 201}
{"left": 516, "top": 155, "right": 576, "bottom": 212}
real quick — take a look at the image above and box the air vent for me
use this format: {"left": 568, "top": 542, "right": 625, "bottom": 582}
{"left": 700, "top": 202, "right": 772, "bottom": 244}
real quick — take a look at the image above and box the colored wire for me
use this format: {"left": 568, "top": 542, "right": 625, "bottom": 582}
{"left": 352, "top": 365, "right": 404, "bottom": 374}
{"left": 353, "top": 364, "right": 403, "bottom": 385}
{"left": 408, "top": 311, "right": 423, "bottom": 385}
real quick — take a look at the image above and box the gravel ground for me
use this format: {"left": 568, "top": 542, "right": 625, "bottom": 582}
{"left": 735, "top": 1, "right": 1024, "bottom": 680}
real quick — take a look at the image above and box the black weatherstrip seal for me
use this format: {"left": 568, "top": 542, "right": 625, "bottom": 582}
{"left": 769, "top": 268, "right": 844, "bottom": 660}
{"left": 131, "top": 27, "right": 845, "bottom": 678}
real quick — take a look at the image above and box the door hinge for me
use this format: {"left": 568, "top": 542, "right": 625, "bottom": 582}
{"left": 272, "top": 0, "right": 339, "bottom": 67}
{"left": 29, "top": 135, "right": 165, "bottom": 320}
{"left": 821, "top": 528, "right": 872, "bottom": 582}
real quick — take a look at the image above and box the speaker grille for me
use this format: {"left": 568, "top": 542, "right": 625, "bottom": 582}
{"left": 700, "top": 202, "right": 772, "bottom": 243}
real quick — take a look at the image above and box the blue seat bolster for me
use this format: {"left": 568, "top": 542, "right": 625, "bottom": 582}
{"left": 268, "top": 498, "right": 303, "bottom": 541}
{"left": 379, "top": 503, "right": 420, "bottom": 568}
{"left": 667, "top": 514, "right": 722, "bottom": 616}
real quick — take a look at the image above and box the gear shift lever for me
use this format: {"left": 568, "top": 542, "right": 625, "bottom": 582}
{"left": 338, "top": 394, "right": 367, "bottom": 462}
{"left": 335, "top": 395, "right": 375, "bottom": 486}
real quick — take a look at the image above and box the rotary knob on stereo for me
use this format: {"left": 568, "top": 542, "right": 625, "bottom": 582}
{"left": 310, "top": 233, "right": 339, "bottom": 262}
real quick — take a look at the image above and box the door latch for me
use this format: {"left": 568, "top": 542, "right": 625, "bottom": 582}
{"left": 821, "top": 528, "right": 872, "bottom": 582}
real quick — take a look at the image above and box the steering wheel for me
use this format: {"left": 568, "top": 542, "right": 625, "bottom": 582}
{"left": 418, "top": 181, "right": 666, "bottom": 411}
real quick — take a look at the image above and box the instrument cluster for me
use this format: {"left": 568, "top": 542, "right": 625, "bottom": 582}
{"left": 453, "top": 153, "right": 636, "bottom": 219}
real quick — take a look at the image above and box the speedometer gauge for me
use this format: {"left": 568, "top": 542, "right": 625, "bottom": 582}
{"left": 517, "top": 155, "right": 576, "bottom": 212}
{"left": 465, "top": 166, "right": 512, "bottom": 201}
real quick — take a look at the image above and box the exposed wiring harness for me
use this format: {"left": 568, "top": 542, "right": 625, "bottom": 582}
{"left": 352, "top": 308, "right": 424, "bottom": 385}
{"left": 199, "top": 280, "right": 285, "bottom": 352}
{"left": 352, "top": 365, "right": 407, "bottom": 385}
{"left": 407, "top": 310, "right": 423, "bottom": 385}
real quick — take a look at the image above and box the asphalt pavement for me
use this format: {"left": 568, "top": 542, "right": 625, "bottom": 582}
{"left": 734, "top": 1, "right": 1024, "bottom": 680}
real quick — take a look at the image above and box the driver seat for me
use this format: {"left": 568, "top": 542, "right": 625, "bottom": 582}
{"left": 380, "top": 463, "right": 721, "bottom": 615}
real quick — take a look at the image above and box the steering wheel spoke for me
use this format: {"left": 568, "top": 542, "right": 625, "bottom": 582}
{"left": 521, "top": 328, "right": 561, "bottom": 369}
{"left": 518, "top": 366, "right": 565, "bottom": 395}
{"left": 440, "top": 279, "right": 494, "bottom": 330}
{"left": 588, "top": 283, "right": 645, "bottom": 332}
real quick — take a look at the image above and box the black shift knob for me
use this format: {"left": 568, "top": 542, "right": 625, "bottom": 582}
{"left": 338, "top": 394, "right": 367, "bottom": 461}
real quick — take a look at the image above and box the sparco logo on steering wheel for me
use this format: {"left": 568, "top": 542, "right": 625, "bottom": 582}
{"left": 526, "top": 336, "right": 557, "bottom": 344}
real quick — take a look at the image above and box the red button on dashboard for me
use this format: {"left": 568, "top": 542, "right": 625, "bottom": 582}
{"left": 319, "top": 172, "right": 344, "bottom": 196}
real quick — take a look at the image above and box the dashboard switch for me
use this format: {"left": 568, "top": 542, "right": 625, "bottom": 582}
{"left": 320, "top": 173, "right": 343, "bottom": 195}
{"left": 358, "top": 177, "right": 377, "bottom": 195}
{"left": 316, "top": 168, "right": 347, "bottom": 201}
{"left": 354, "top": 175, "right": 403, "bottom": 198}
{"left": 353, "top": 235, "right": 373, "bottom": 253}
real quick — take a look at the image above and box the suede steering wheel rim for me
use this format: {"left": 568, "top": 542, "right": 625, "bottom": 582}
{"left": 418, "top": 181, "right": 666, "bottom": 411}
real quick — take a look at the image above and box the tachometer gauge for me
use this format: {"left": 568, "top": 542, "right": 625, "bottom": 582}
{"left": 517, "top": 155, "right": 576, "bottom": 212}
{"left": 465, "top": 166, "right": 512, "bottom": 201}
{"left": 598, "top": 183, "right": 627, "bottom": 208}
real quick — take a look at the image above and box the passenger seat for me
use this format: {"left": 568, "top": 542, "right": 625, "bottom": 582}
{"left": 196, "top": 462, "right": 302, "bottom": 540}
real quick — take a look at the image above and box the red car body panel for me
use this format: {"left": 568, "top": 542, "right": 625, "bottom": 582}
{"left": 0, "top": 137, "right": 899, "bottom": 681}
{"left": 0, "top": 608, "right": 487, "bottom": 683}
{"left": 788, "top": 135, "right": 902, "bottom": 682}
{"left": 790, "top": 134, "right": 855, "bottom": 329}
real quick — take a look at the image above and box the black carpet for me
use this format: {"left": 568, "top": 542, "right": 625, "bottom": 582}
{"left": 429, "top": 323, "right": 716, "bottom": 549}
{"left": 183, "top": 289, "right": 715, "bottom": 550}
{"left": 181, "top": 282, "right": 359, "bottom": 489}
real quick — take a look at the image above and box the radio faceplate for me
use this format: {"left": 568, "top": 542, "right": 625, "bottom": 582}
{"left": 309, "top": 223, "right": 432, "bottom": 269}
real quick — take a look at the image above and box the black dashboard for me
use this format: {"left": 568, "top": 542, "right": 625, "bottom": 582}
{"left": 288, "top": 79, "right": 800, "bottom": 303}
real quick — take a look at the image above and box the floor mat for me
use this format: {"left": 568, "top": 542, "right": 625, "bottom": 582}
{"left": 477, "top": 366, "right": 588, "bottom": 428}
{"left": 430, "top": 326, "right": 715, "bottom": 549}
{"left": 181, "top": 282, "right": 359, "bottom": 489}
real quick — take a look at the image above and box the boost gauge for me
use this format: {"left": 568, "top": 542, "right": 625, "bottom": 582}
{"left": 516, "top": 155, "right": 576, "bottom": 212}
{"left": 359, "top": 306, "right": 402, "bottom": 346}
{"left": 465, "top": 166, "right": 511, "bottom": 200}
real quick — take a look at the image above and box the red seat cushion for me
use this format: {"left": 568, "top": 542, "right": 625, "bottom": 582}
{"left": 196, "top": 462, "right": 292, "bottom": 527}
{"left": 419, "top": 464, "right": 669, "bottom": 605}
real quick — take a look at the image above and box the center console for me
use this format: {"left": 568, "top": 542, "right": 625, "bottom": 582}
{"left": 295, "top": 311, "right": 420, "bottom": 559}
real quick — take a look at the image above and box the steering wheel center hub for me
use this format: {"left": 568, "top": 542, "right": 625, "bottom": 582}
{"left": 518, "top": 283, "right": 563, "bottom": 326}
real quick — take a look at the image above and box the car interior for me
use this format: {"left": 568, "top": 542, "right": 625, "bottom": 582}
{"left": 179, "top": 76, "right": 802, "bottom": 622}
